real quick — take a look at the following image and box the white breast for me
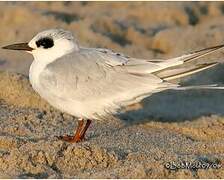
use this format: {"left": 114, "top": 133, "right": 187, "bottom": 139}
{"left": 29, "top": 60, "right": 46, "bottom": 92}
{"left": 29, "top": 58, "right": 103, "bottom": 119}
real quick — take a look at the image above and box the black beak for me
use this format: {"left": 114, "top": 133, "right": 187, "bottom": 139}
{"left": 2, "top": 43, "right": 33, "bottom": 51}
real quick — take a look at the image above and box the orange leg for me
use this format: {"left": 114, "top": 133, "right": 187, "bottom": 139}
{"left": 59, "top": 119, "right": 92, "bottom": 143}
{"left": 79, "top": 119, "right": 92, "bottom": 140}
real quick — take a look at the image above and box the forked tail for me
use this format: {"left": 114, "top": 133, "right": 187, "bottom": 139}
{"left": 154, "top": 44, "right": 224, "bottom": 81}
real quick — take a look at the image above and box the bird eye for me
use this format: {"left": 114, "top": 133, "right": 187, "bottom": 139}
{"left": 36, "top": 37, "right": 54, "bottom": 49}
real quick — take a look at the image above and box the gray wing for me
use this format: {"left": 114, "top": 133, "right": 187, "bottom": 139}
{"left": 83, "top": 47, "right": 165, "bottom": 73}
{"left": 82, "top": 44, "right": 224, "bottom": 76}
{"left": 39, "top": 49, "right": 168, "bottom": 107}
{"left": 39, "top": 43, "right": 224, "bottom": 107}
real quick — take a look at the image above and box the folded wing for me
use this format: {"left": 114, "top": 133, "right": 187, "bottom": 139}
{"left": 90, "top": 44, "right": 224, "bottom": 80}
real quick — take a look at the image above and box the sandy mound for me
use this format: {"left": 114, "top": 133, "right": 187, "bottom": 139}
{"left": 0, "top": 72, "right": 223, "bottom": 178}
{"left": 0, "top": 2, "right": 224, "bottom": 178}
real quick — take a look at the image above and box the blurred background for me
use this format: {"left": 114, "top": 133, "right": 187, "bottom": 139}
{"left": 1, "top": 1, "right": 224, "bottom": 75}
{"left": 2, "top": 1, "right": 224, "bottom": 120}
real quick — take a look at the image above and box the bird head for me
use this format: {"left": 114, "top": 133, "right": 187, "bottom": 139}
{"left": 2, "top": 28, "right": 79, "bottom": 62}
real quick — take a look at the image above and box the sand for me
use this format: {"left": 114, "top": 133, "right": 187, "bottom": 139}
{"left": 0, "top": 2, "right": 224, "bottom": 178}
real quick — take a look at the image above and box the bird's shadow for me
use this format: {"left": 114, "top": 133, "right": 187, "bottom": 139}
{"left": 117, "top": 64, "right": 224, "bottom": 124}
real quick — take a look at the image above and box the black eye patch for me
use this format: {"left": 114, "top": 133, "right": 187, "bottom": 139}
{"left": 36, "top": 37, "right": 54, "bottom": 49}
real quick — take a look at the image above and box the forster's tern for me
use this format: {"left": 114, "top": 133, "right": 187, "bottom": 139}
{"left": 2, "top": 29, "right": 224, "bottom": 143}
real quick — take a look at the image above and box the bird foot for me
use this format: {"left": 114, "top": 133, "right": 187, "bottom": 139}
{"left": 57, "top": 119, "right": 91, "bottom": 143}
{"left": 58, "top": 135, "right": 85, "bottom": 143}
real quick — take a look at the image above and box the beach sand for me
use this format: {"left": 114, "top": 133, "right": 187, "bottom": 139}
{"left": 0, "top": 2, "right": 224, "bottom": 178}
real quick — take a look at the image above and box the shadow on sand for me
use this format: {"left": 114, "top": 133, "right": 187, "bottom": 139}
{"left": 118, "top": 64, "right": 224, "bottom": 124}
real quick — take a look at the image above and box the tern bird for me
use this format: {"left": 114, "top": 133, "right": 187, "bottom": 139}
{"left": 2, "top": 29, "right": 224, "bottom": 143}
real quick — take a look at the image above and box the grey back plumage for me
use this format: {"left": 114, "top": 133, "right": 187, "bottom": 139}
{"left": 39, "top": 47, "right": 168, "bottom": 111}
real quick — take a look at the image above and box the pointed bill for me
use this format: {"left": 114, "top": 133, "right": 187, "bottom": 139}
{"left": 2, "top": 43, "right": 33, "bottom": 51}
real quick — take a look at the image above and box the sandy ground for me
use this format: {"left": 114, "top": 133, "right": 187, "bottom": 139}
{"left": 0, "top": 2, "right": 224, "bottom": 178}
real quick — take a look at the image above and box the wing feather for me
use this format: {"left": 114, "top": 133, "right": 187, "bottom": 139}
{"left": 85, "top": 44, "right": 224, "bottom": 76}
{"left": 39, "top": 50, "right": 167, "bottom": 109}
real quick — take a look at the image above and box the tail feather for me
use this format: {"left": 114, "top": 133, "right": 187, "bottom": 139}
{"left": 156, "top": 43, "right": 224, "bottom": 71}
{"left": 172, "top": 84, "right": 224, "bottom": 90}
{"left": 161, "top": 62, "right": 218, "bottom": 81}
{"left": 153, "top": 44, "right": 224, "bottom": 81}
{"left": 183, "top": 44, "right": 224, "bottom": 63}
{"left": 125, "top": 44, "right": 224, "bottom": 76}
